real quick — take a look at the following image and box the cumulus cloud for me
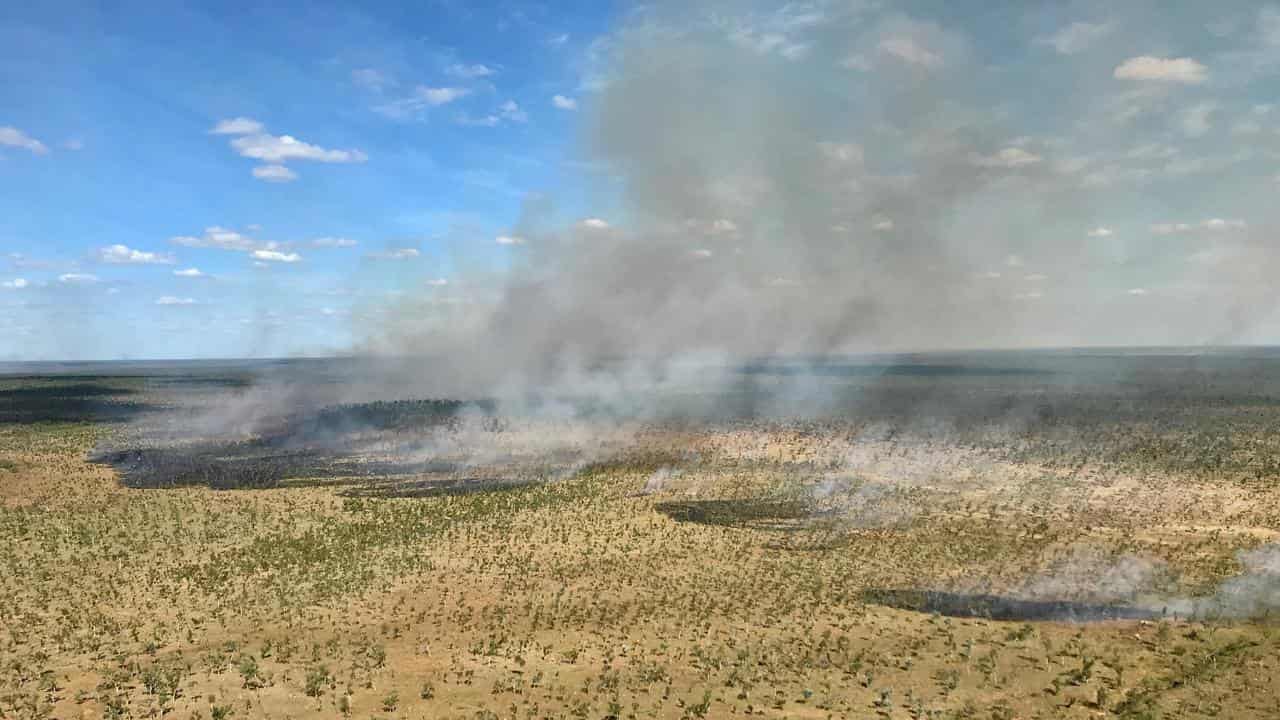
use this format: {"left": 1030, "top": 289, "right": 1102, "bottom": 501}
{"left": 2, "top": 278, "right": 28, "bottom": 289}
{"left": 878, "top": 35, "right": 942, "bottom": 68}
{"left": 252, "top": 164, "right": 298, "bottom": 182}
{"left": 447, "top": 63, "right": 496, "bottom": 79}
{"left": 58, "top": 273, "right": 98, "bottom": 284}
{"left": 210, "top": 117, "right": 264, "bottom": 135}
{"left": 456, "top": 113, "right": 501, "bottom": 127}
{"left": 971, "top": 147, "right": 1042, "bottom": 168}
{"left": 496, "top": 235, "right": 526, "bottom": 246}
{"left": 1152, "top": 219, "right": 1246, "bottom": 234}
{"left": 710, "top": 218, "right": 738, "bottom": 234}
{"left": 351, "top": 68, "right": 395, "bottom": 92}
{"left": 375, "top": 86, "right": 472, "bottom": 119}
{"left": 170, "top": 227, "right": 260, "bottom": 251}
{"left": 95, "top": 244, "right": 175, "bottom": 265}
{"left": 1037, "top": 21, "right": 1113, "bottom": 55}
{"left": 366, "top": 248, "right": 420, "bottom": 260}
{"left": 420, "top": 86, "right": 471, "bottom": 105}
{"left": 579, "top": 217, "right": 610, "bottom": 229}
{"left": 499, "top": 100, "right": 528, "bottom": 123}
{"left": 1203, "top": 218, "right": 1247, "bottom": 231}
{"left": 230, "top": 133, "right": 367, "bottom": 164}
{"left": 1152, "top": 222, "right": 1194, "bottom": 235}
{"left": 552, "top": 94, "right": 578, "bottom": 110}
{"left": 309, "top": 237, "right": 358, "bottom": 248}
{"left": 0, "top": 126, "right": 50, "bottom": 155}
{"left": 173, "top": 268, "right": 206, "bottom": 278}
{"left": 251, "top": 250, "right": 302, "bottom": 263}
{"left": 156, "top": 296, "right": 197, "bottom": 305}
{"left": 1114, "top": 56, "right": 1207, "bottom": 84}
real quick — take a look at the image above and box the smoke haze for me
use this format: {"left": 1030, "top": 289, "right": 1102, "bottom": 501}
{"left": 355, "top": 1, "right": 1280, "bottom": 403}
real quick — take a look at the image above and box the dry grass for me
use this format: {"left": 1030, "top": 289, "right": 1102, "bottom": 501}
{"left": 2, "top": 376, "right": 1280, "bottom": 719}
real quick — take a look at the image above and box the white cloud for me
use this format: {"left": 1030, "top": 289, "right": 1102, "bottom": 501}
{"left": 456, "top": 113, "right": 501, "bottom": 127}
{"left": 230, "top": 133, "right": 367, "bottom": 164}
{"left": 972, "top": 147, "right": 1042, "bottom": 168}
{"left": 690, "top": 248, "right": 713, "bottom": 258}
{"left": 1152, "top": 218, "right": 1246, "bottom": 234}
{"left": 819, "top": 142, "right": 864, "bottom": 165}
{"left": 1037, "top": 21, "right": 1113, "bottom": 55}
{"left": 1087, "top": 227, "right": 1114, "bottom": 238}
{"left": 1180, "top": 102, "right": 1216, "bottom": 137}
{"left": 872, "top": 219, "right": 895, "bottom": 232}
{"left": 499, "top": 100, "right": 528, "bottom": 123}
{"left": 351, "top": 68, "right": 395, "bottom": 92}
{"left": 367, "top": 248, "right": 420, "bottom": 260}
{"left": 170, "top": 226, "right": 260, "bottom": 251}
{"left": 2, "top": 278, "right": 28, "bottom": 289}
{"left": 156, "top": 296, "right": 197, "bottom": 306}
{"left": 1114, "top": 56, "right": 1207, "bottom": 84}
{"left": 710, "top": 219, "right": 738, "bottom": 234}
{"left": 1152, "top": 222, "right": 1193, "bottom": 235}
{"left": 309, "top": 237, "right": 358, "bottom": 248}
{"left": 173, "top": 268, "right": 206, "bottom": 278}
{"left": 496, "top": 235, "right": 526, "bottom": 246}
{"left": 58, "top": 273, "right": 98, "bottom": 284}
{"left": 1203, "top": 217, "right": 1247, "bottom": 231}
{"left": 0, "top": 126, "right": 49, "bottom": 155}
{"left": 447, "top": 63, "right": 496, "bottom": 79}
{"left": 210, "top": 117, "right": 264, "bottom": 135}
{"left": 878, "top": 36, "right": 942, "bottom": 69}
{"left": 552, "top": 94, "right": 578, "bottom": 110}
{"left": 251, "top": 250, "right": 302, "bottom": 263}
{"left": 1127, "top": 288, "right": 1148, "bottom": 296}
{"left": 7, "top": 253, "right": 53, "bottom": 270}
{"left": 95, "top": 244, "right": 175, "bottom": 265}
{"left": 427, "top": 278, "right": 449, "bottom": 286}
{"left": 374, "top": 87, "right": 473, "bottom": 119}
{"left": 580, "top": 217, "right": 610, "bottom": 229}
{"left": 252, "top": 164, "right": 298, "bottom": 182}
{"left": 418, "top": 87, "right": 470, "bottom": 106}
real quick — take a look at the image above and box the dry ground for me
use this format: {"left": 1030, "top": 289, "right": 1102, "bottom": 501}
{"left": 3, "top": 399, "right": 1280, "bottom": 719}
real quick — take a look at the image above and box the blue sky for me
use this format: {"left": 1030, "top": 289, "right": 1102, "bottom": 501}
{"left": 4, "top": 1, "right": 1280, "bottom": 359}
{"left": 1, "top": 1, "right": 618, "bottom": 359}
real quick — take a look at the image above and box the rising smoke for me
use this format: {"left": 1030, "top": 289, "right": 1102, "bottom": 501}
{"left": 348, "top": 1, "right": 1280, "bottom": 408}
{"left": 367, "top": 2, "right": 1092, "bottom": 402}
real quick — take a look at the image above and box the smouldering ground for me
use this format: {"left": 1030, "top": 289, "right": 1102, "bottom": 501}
{"left": 3, "top": 374, "right": 1280, "bottom": 719}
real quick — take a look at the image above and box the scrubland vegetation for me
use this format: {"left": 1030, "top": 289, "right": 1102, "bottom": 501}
{"left": 2, "top": 368, "right": 1280, "bottom": 719}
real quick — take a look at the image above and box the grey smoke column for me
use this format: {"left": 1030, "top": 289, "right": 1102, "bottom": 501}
{"left": 373, "top": 2, "right": 1083, "bottom": 398}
